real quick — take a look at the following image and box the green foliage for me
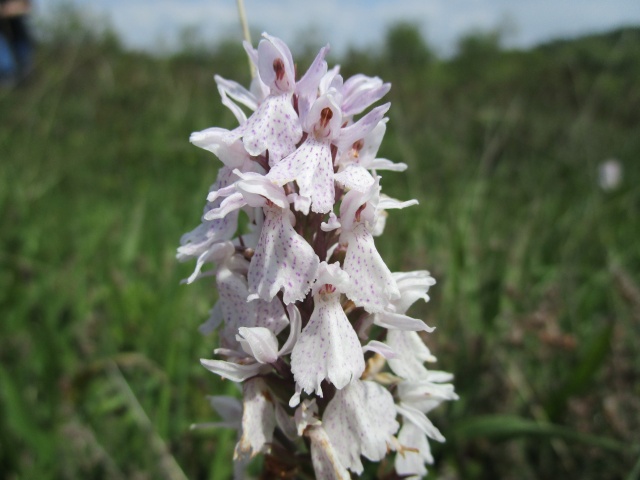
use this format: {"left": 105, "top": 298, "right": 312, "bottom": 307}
{"left": 1, "top": 11, "right": 639, "bottom": 479}
{"left": 384, "top": 22, "right": 434, "bottom": 70}
{"left": 34, "top": 2, "right": 122, "bottom": 52}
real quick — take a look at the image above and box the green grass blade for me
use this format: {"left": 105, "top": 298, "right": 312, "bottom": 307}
{"left": 453, "top": 414, "right": 628, "bottom": 453}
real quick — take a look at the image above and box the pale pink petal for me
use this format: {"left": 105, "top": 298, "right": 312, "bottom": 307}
{"left": 369, "top": 157, "right": 408, "bottom": 171}
{"left": 395, "top": 421, "right": 432, "bottom": 479}
{"left": 241, "top": 94, "right": 302, "bottom": 164}
{"left": 398, "top": 378, "right": 459, "bottom": 407}
{"left": 307, "top": 426, "right": 351, "bottom": 480}
{"left": 203, "top": 192, "right": 247, "bottom": 221}
{"left": 386, "top": 330, "right": 437, "bottom": 380}
{"left": 248, "top": 205, "right": 319, "bottom": 304}
{"left": 334, "top": 165, "right": 375, "bottom": 192}
{"left": 373, "top": 311, "right": 435, "bottom": 332}
{"left": 200, "top": 358, "right": 271, "bottom": 382}
{"left": 278, "top": 304, "right": 302, "bottom": 356}
{"left": 378, "top": 195, "right": 419, "bottom": 211}
{"left": 362, "top": 340, "right": 397, "bottom": 359}
{"left": 184, "top": 241, "right": 235, "bottom": 284}
{"left": 213, "top": 347, "right": 245, "bottom": 358}
{"left": 392, "top": 270, "right": 436, "bottom": 313}
{"left": 336, "top": 119, "right": 401, "bottom": 176}
{"left": 425, "top": 370, "right": 456, "bottom": 383}
{"left": 342, "top": 223, "right": 399, "bottom": 313}
{"left": 234, "top": 171, "right": 289, "bottom": 208}
{"left": 321, "top": 212, "right": 341, "bottom": 232}
{"left": 267, "top": 137, "right": 335, "bottom": 213}
{"left": 217, "top": 81, "right": 248, "bottom": 125}
{"left": 341, "top": 74, "right": 390, "bottom": 117}
{"left": 319, "top": 66, "right": 341, "bottom": 95}
{"left": 296, "top": 44, "right": 330, "bottom": 114}
{"left": 323, "top": 380, "right": 399, "bottom": 474}
{"left": 370, "top": 209, "right": 387, "bottom": 237}
{"left": 312, "top": 261, "right": 351, "bottom": 296}
{"left": 290, "top": 294, "right": 365, "bottom": 396}
{"left": 236, "top": 327, "right": 279, "bottom": 364}
{"left": 241, "top": 40, "right": 269, "bottom": 103}
{"left": 337, "top": 179, "right": 378, "bottom": 234}
{"left": 178, "top": 168, "right": 239, "bottom": 269}
{"left": 216, "top": 265, "right": 288, "bottom": 349}
{"left": 287, "top": 192, "right": 311, "bottom": 215}
{"left": 353, "top": 119, "right": 386, "bottom": 166}
{"left": 206, "top": 182, "right": 238, "bottom": 203}
{"left": 216, "top": 266, "right": 256, "bottom": 348}
{"left": 242, "top": 40, "right": 259, "bottom": 70}
{"left": 337, "top": 103, "right": 390, "bottom": 153}
{"left": 254, "top": 295, "right": 289, "bottom": 334}
{"left": 215, "top": 75, "right": 258, "bottom": 112}
{"left": 177, "top": 213, "right": 237, "bottom": 261}
{"left": 258, "top": 34, "right": 295, "bottom": 93}
{"left": 302, "top": 92, "right": 342, "bottom": 139}
{"left": 396, "top": 403, "right": 445, "bottom": 443}
{"left": 235, "top": 378, "right": 276, "bottom": 459}
{"left": 189, "top": 127, "right": 247, "bottom": 169}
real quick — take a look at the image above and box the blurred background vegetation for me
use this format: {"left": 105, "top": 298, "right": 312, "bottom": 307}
{"left": 1, "top": 4, "right": 639, "bottom": 479}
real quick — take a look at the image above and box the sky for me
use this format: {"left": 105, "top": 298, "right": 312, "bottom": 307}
{"left": 40, "top": 0, "right": 640, "bottom": 56}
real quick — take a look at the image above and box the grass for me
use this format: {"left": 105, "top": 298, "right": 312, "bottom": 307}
{"left": 0, "top": 17, "right": 639, "bottom": 479}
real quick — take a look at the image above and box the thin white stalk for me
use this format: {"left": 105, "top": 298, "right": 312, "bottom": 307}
{"left": 236, "top": 0, "right": 256, "bottom": 78}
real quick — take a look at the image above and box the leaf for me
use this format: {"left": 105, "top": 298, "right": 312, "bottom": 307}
{"left": 545, "top": 321, "right": 614, "bottom": 420}
{"left": 0, "top": 365, "right": 53, "bottom": 461}
{"left": 453, "top": 414, "right": 628, "bottom": 453}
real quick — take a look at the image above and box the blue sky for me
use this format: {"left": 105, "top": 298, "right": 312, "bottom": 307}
{"left": 41, "top": 0, "right": 640, "bottom": 56}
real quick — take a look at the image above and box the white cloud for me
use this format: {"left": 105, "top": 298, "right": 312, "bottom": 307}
{"left": 39, "top": 0, "right": 640, "bottom": 56}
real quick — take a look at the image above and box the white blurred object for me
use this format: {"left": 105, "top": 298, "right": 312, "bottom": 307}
{"left": 598, "top": 158, "right": 623, "bottom": 191}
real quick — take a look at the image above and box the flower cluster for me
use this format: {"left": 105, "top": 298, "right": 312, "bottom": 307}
{"left": 179, "top": 33, "right": 457, "bottom": 479}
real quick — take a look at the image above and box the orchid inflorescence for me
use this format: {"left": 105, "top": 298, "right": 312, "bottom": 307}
{"left": 178, "top": 33, "right": 457, "bottom": 479}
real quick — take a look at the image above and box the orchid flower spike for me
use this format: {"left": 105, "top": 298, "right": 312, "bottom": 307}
{"left": 178, "top": 33, "right": 456, "bottom": 480}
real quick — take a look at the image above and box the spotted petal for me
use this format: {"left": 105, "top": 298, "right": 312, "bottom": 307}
{"left": 334, "top": 164, "right": 375, "bottom": 192}
{"left": 342, "top": 223, "right": 399, "bottom": 313}
{"left": 217, "top": 264, "right": 288, "bottom": 350}
{"left": 323, "top": 380, "right": 399, "bottom": 474}
{"left": 248, "top": 204, "right": 319, "bottom": 304}
{"left": 177, "top": 167, "right": 239, "bottom": 277}
{"left": 290, "top": 292, "right": 364, "bottom": 396}
{"left": 241, "top": 93, "right": 302, "bottom": 164}
{"left": 267, "top": 137, "right": 335, "bottom": 213}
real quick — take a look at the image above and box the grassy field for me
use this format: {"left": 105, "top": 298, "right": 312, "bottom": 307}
{"left": 1, "top": 15, "right": 639, "bottom": 479}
